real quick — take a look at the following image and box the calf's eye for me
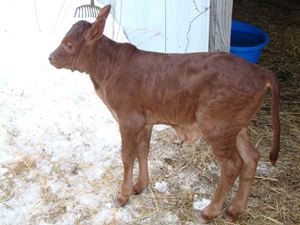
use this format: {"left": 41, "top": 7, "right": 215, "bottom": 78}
{"left": 65, "top": 43, "right": 73, "bottom": 49}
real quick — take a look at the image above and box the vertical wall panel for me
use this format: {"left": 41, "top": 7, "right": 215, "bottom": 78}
{"left": 116, "top": 0, "right": 166, "bottom": 52}
{"left": 166, "top": 0, "right": 210, "bottom": 53}
{"left": 98, "top": 0, "right": 210, "bottom": 53}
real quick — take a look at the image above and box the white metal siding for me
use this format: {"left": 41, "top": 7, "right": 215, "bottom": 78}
{"left": 98, "top": 0, "right": 210, "bottom": 53}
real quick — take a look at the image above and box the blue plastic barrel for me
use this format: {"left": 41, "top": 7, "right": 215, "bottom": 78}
{"left": 230, "top": 21, "right": 269, "bottom": 64}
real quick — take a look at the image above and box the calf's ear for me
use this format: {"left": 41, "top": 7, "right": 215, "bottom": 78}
{"left": 83, "top": 18, "right": 106, "bottom": 42}
{"left": 96, "top": 4, "right": 111, "bottom": 20}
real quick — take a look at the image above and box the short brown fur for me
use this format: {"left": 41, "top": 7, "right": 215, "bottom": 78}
{"left": 49, "top": 5, "right": 280, "bottom": 223}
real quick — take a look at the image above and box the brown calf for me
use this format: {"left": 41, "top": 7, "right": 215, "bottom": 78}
{"left": 49, "top": 5, "right": 280, "bottom": 223}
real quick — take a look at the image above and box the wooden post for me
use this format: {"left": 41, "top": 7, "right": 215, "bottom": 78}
{"left": 209, "top": 0, "right": 233, "bottom": 53}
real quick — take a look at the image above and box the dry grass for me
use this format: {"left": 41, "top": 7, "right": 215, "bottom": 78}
{"left": 1, "top": 0, "right": 300, "bottom": 224}
{"left": 128, "top": 1, "right": 300, "bottom": 223}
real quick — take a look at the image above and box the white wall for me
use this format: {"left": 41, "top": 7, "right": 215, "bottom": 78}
{"left": 0, "top": 0, "right": 126, "bottom": 41}
{"left": 0, "top": 0, "right": 209, "bottom": 53}
{"left": 98, "top": 0, "right": 210, "bottom": 53}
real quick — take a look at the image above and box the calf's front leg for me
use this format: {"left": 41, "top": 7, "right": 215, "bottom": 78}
{"left": 133, "top": 125, "right": 153, "bottom": 195}
{"left": 114, "top": 117, "right": 145, "bottom": 207}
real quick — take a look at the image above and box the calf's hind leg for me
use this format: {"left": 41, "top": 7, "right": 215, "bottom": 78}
{"left": 225, "top": 128, "right": 259, "bottom": 221}
{"left": 199, "top": 139, "right": 243, "bottom": 223}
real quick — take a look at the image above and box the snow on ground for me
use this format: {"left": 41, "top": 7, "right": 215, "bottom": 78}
{"left": 154, "top": 181, "right": 169, "bottom": 193}
{"left": 0, "top": 1, "right": 127, "bottom": 224}
{"left": 193, "top": 196, "right": 211, "bottom": 211}
{"left": 0, "top": 1, "right": 214, "bottom": 224}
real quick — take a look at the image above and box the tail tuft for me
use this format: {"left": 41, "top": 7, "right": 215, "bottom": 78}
{"left": 269, "top": 151, "right": 278, "bottom": 166}
{"left": 264, "top": 70, "right": 280, "bottom": 166}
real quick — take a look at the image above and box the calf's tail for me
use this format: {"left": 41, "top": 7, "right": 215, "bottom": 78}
{"left": 264, "top": 71, "right": 280, "bottom": 165}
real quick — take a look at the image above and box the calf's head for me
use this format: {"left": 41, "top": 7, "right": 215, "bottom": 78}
{"left": 49, "top": 5, "right": 111, "bottom": 72}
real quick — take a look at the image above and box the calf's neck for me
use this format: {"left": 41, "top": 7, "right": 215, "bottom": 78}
{"left": 49, "top": 5, "right": 280, "bottom": 223}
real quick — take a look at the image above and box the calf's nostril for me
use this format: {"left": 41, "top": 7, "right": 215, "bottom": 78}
{"left": 48, "top": 56, "right": 52, "bottom": 62}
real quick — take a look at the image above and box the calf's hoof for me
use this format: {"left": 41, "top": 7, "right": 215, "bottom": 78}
{"left": 114, "top": 195, "right": 129, "bottom": 208}
{"left": 198, "top": 204, "right": 220, "bottom": 223}
{"left": 224, "top": 206, "right": 243, "bottom": 222}
{"left": 197, "top": 212, "right": 213, "bottom": 224}
{"left": 133, "top": 183, "right": 147, "bottom": 195}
